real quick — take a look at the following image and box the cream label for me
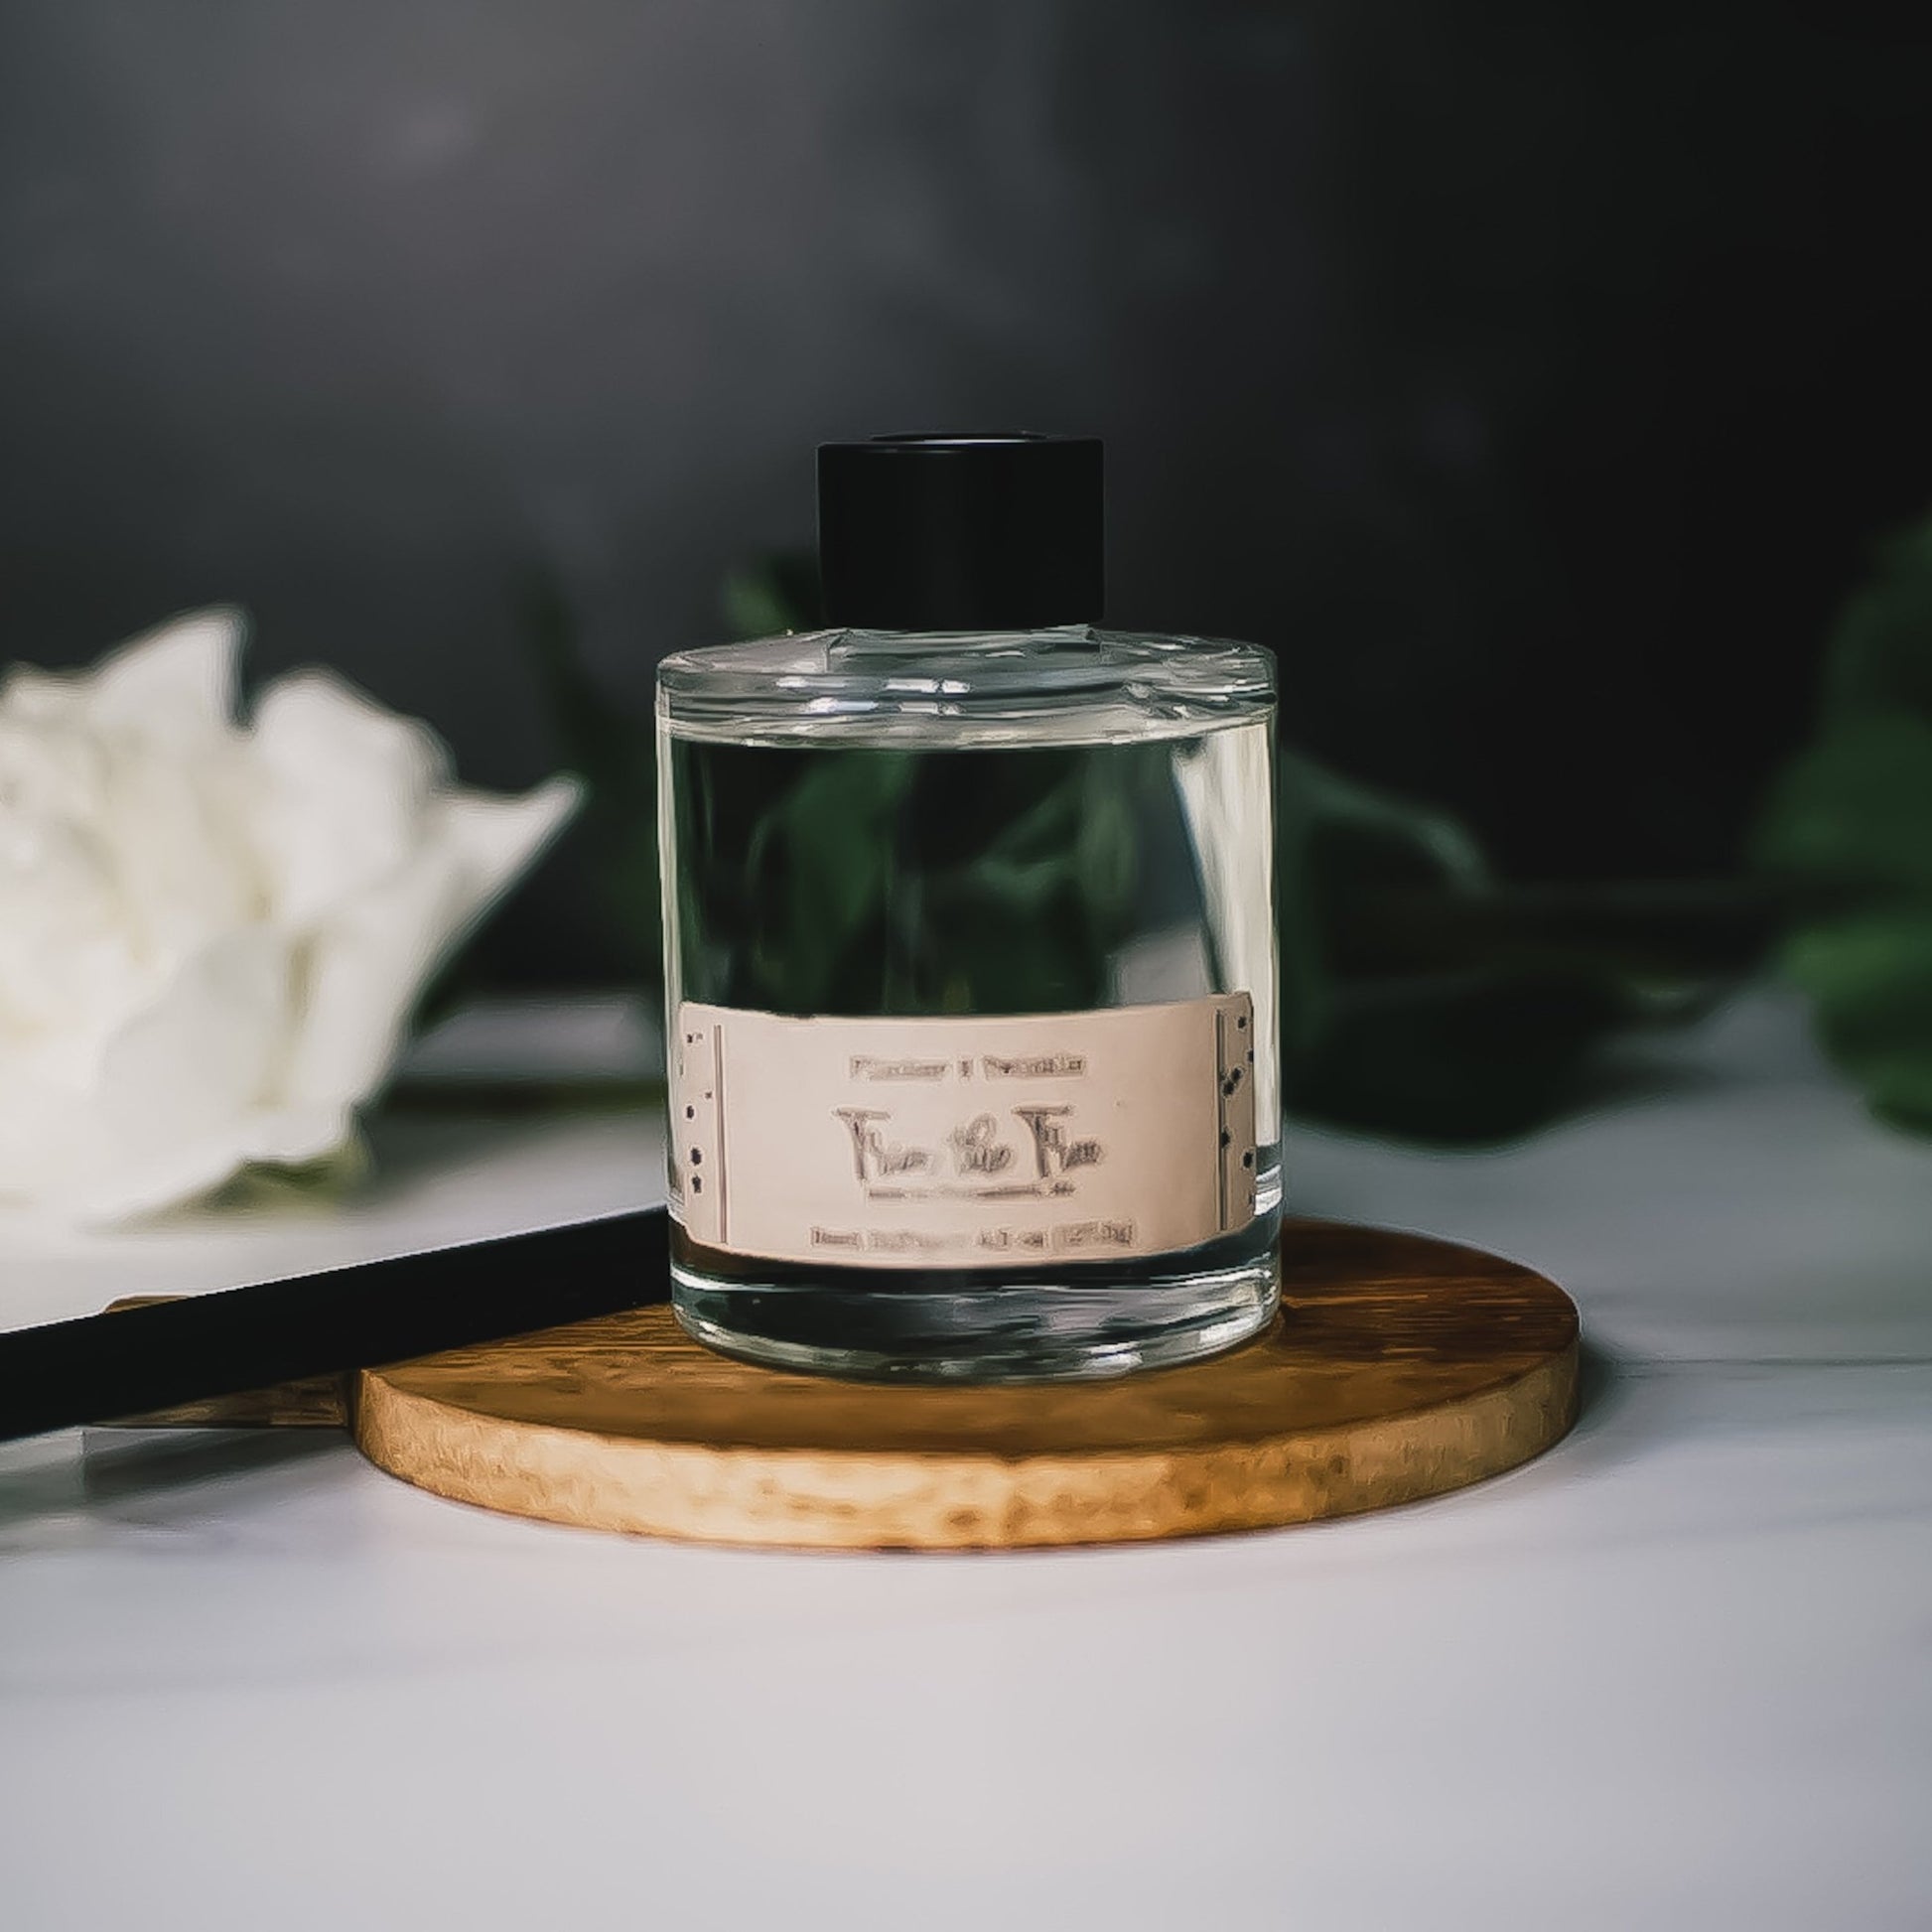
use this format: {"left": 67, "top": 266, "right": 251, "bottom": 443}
{"left": 669, "top": 994, "right": 1257, "bottom": 1268}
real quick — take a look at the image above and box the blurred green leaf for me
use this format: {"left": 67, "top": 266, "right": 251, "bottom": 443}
{"left": 1757, "top": 713, "right": 1932, "bottom": 897}
{"left": 217, "top": 1137, "right": 372, "bottom": 1209}
{"left": 673, "top": 737, "right": 1146, "bottom": 1018}
{"left": 720, "top": 551, "right": 822, "bottom": 640}
{"left": 1783, "top": 911, "right": 1932, "bottom": 1131}
{"left": 743, "top": 752, "right": 916, "bottom": 1008}
{"left": 1275, "top": 749, "right": 1484, "bottom": 1061}
{"left": 529, "top": 551, "right": 1756, "bottom": 1144}
{"left": 1820, "top": 521, "right": 1932, "bottom": 721}
{"left": 1756, "top": 515, "right": 1932, "bottom": 1132}
{"left": 1276, "top": 755, "right": 1657, "bottom": 1140}
{"left": 912, "top": 746, "right": 1152, "bottom": 1013}
{"left": 1293, "top": 968, "right": 1634, "bottom": 1142}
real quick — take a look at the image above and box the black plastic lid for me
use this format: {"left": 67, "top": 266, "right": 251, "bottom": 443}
{"left": 816, "top": 432, "right": 1103, "bottom": 629}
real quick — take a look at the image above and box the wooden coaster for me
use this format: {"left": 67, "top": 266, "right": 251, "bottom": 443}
{"left": 352, "top": 1220, "right": 1579, "bottom": 1550}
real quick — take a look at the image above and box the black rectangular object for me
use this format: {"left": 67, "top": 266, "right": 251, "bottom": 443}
{"left": 0, "top": 1207, "right": 668, "bottom": 1444}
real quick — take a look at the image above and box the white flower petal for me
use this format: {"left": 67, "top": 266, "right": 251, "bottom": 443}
{"left": 0, "top": 666, "right": 83, "bottom": 725}
{"left": 0, "top": 806, "right": 137, "bottom": 1040}
{"left": 0, "top": 933, "right": 297, "bottom": 1220}
{"left": 0, "top": 613, "right": 578, "bottom": 1230}
{"left": 280, "top": 855, "right": 469, "bottom": 1112}
{"left": 107, "top": 742, "right": 262, "bottom": 962}
{"left": 59, "top": 1106, "right": 356, "bottom": 1227}
{"left": 437, "top": 775, "right": 584, "bottom": 924}
{"left": 47, "top": 1103, "right": 355, "bottom": 1228}
{"left": 100, "top": 929, "right": 293, "bottom": 1134}
{"left": 283, "top": 775, "right": 580, "bottom": 1108}
{"left": 250, "top": 670, "right": 450, "bottom": 927}
{"left": 0, "top": 1052, "right": 94, "bottom": 1201}
{"left": 59, "top": 1134, "right": 279, "bottom": 1228}
{"left": 237, "top": 1102, "right": 355, "bottom": 1168}
{"left": 83, "top": 607, "right": 245, "bottom": 743}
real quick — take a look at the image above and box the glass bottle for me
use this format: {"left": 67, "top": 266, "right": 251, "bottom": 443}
{"left": 656, "top": 434, "right": 1279, "bottom": 1380}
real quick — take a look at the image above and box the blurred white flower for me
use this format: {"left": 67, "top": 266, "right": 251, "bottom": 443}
{"left": 0, "top": 609, "right": 580, "bottom": 1224}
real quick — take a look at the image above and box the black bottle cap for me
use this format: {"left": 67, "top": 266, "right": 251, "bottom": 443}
{"left": 816, "top": 432, "right": 1104, "bottom": 629}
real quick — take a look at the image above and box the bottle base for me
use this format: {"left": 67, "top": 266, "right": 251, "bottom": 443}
{"left": 669, "top": 1254, "right": 1281, "bottom": 1384}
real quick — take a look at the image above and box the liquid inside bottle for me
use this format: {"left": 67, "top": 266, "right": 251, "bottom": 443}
{"left": 655, "top": 621, "right": 1281, "bottom": 1380}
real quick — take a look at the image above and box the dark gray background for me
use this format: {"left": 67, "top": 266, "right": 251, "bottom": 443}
{"left": 4, "top": 2, "right": 1928, "bottom": 979}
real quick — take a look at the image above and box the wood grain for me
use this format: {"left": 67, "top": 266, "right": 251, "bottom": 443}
{"left": 353, "top": 1219, "right": 1580, "bottom": 1550}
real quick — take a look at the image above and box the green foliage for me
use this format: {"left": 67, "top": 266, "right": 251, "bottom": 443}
{"left": 719, "top": 551, "right": 823, "bottom": 642}
{"left": 530, "top": 559, "right": 1744, "bottom": 1145}
{"left": 1275, "top": 754, "right": 1658, "bottom": 1139}
{"left": 889, "top": 745, "right": 1144, "bottom": 1015}
{"left": 218, "top": 1138, "right": 372, "bottom": 1209}
{"left": 1273, "top": 749, "right": 1483, "bottom": 1064}
{"left": 735, "top": 749, "right": 918, "bottom": 1009}
{"left": 1756, "top": 520, "right": 1932, "bottom": 1131}
{"left": 1820, "top": 523, "right": 1932, "bottom": 721}
{"left": 668, "top": 735, "right": 1162, "bottom": 1019}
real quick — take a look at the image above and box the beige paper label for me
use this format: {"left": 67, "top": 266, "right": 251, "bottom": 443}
{"left": 669, "top": 994, "right": 1257, "bottom": 1269}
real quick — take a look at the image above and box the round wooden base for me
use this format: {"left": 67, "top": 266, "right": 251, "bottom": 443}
{"left": 353, "top": 1219, "right": 1580, "bottom": 1550}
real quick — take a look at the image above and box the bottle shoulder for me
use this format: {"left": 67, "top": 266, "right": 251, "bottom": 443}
{"left": 656, "top": 624, "right": 1275, "bottom": 747}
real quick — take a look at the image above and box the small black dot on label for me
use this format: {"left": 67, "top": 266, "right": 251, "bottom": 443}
{"left": 684, "top": 1105, "right": 696, "bottom": 1119}
{"left": 1242, "top": 1151, "right": 1255, "bottom": 1169}
{"left": 691, "top": 1175, "right": 703, "bottom": 1194}
{"left": 1236, "top": 1015, "right": 1247, "bottom": 1030}
{"left": 1219, "top": 1130, "right": 1231, "bottom": 1148}
{"left": 690, "top": 1148, "right": 703, "bottom": 1165}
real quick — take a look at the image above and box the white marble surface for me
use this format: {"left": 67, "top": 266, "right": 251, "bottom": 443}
{"left": 3, "top": 994, "right": 1928, "bottom": 1930}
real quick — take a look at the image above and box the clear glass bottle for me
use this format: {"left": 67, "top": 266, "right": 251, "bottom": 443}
{"left": 656, "top": 435, "right": 1279, "bottom": 1381}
